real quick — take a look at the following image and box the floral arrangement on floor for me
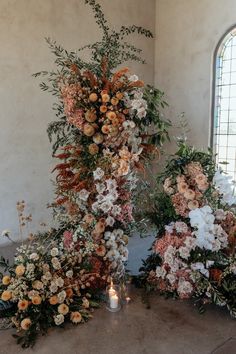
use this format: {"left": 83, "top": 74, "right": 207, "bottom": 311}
{"left": 139, "top": 141, "right": 236, "bottom": 317}
{"left": 0, "top": 0, "right": 170, "bottom": 348}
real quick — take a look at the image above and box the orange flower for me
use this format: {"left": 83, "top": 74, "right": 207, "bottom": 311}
{"left": 100, "top": 105, "right": 107, "bottom": 113}
{"left": 109, "top": 126, "right": 119, "bottom": 137}
{"left": 66, "top": 288, "right": 73, "bottom": 298}
{"left": 89, "top": 93, "right": 98, "bottom": 102}
{"left": 188, "top": 200, "right": 199, "bottom": 210}
{"left": 32, "top": 295, "right": 42, "bottom": 305}
{"left": 58, "top": 303, "right": 69, "bottom": 315}
{"left": 21, "top": 318, "right": 32, "bottom": 330}
{"left": 15, "top": 264, "right": 25, "bottom": 276}
{"left": 94, "top": 219, "right": 106, "bottom": 234}
{"left": 49, "top": 296, "right": 58, "bottom": 305}
{"left": 83, "top": 123, "right": 95, "bottom": 137}
{"left": 111, "top": 97, "right": 119, "bottom": 106}
{"left": 2, "top": 275, "right": 11, "bottom": 285}
{"left": 123, "top": 108, "right": 129, "bottom": 115}
{"left": 101, "top": 94, "right": 110, "bottom": 103}
{"left": 96, "top": 245, "right": 106, "bottom": 257}
{"left": 88, "top": 143, "right": 99, "bottom": 155}
{"left": 116, "top": 92, "right": 123, "bottom": 100}
{"left": 112, "top": 118, "right": 119, "bottom": 126}
{"left": 18, "top": 299, "right": 29, "bottom": 311}
{"left": 106, "top": 111, "right": 117, "bottom": 120}
{"left": 70, "top": 311, "right": 82, "bottom": 324}
{"left": 85, "top": 110, "right": 97, "bottom": 123}
{"left": 93, "top": 133, "right": 104, "bottom": 144}
{"left": 1, "top": 290, "right": 12, "bottom": 301}
{"left": 83, "top": 213, "right": 95, "bottom": 224}
{"left": 101, "top": 125, "right": 110, "bottom": 134}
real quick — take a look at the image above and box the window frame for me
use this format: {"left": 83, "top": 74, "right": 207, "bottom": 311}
{"left": 211, "top": 25, "right": 236, "bottom": 178}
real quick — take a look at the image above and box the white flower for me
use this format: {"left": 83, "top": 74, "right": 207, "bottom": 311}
{"left": 57, "top": 290, "right": 66, "bottom": 303}
{"left": 51, "top": 257, "right": 61, "bottom": 270}
{"left": 66, "top": 270, "right": 73, "bottom": 278}
{"left": 29, "top": 252, "right": 39, "bottom": 261}
{"left": 96, "top": 183, "right": 106, "bottom": 194}
{"left": 100, "top": 201, "right": 113, "bottom": 213}
{"left": 56, "top": 277, "right": 64, "bottom": 288}
{"left": 50, "top": 248, "right": 59, "bottom": 257}
{"left": 166, "top": 273, "right": 176, "bottom": 285}
{"left": 213, "top": 169, "right": 236, "bottom": 206}
{"left": 175, "top": 222, "right": 188, "bottom": 234}
{"left": 106, "top": 216, "right": 115, "bottom": 227}
{"left": 111, "top": 205, "right": 122, "bottom": 216}
{"left": 78, "top": 189, "right": 90, "bottom": 201}
{"left": 179, "top": 246, "right": 190, "bottom": 260}
{"left": 54, "top": 314, "right": 64, "bottom": 326}
{"left": 49, "top": 283, "right": 58, "bottom": 294}
{"left": 215, "top": 209, "right": 226, "bottom": 221}
{"left": 156, "top": 266, "right": 166, "bottom": 279}
{"left": 165, "top": 223, "right": 175, "bottom": 234}
{"left": 26, "top": 263, "right": 35, "bottom": 273}
{"left": 129, "top": 74, "right": 139, "bottom": 82}
{"left": 93, "top": 167, "right": 104, "bottom": 180}
{"left": 177, "top": 279, "right": 193, "bottom": 296}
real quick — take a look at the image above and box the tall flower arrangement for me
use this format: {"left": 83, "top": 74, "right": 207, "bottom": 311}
{"left": 0, "top": 0, "right": 170, "bottom": 347}
{"left": 140, "top": 142, "right": 236, "bottom": 317}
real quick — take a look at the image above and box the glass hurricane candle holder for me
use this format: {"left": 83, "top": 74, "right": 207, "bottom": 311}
{"left": 106, "top": 283, "right": 121, "bottom": 312}
{"left": 120, "top": 276, "right": 132, "bottom": 305}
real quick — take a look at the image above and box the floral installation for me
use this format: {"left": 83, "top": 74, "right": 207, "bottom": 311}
{"left": 0, "top": 0, "right": 170, "bottom": 348}
{"left": 139, "top": 142, "right": 236, "bottom": 317}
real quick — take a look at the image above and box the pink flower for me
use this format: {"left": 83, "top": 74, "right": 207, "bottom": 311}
{"left": 63, "top": 231, "right": 73, "bottom": 248}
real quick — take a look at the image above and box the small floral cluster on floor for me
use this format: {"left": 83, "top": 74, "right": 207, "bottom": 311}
{"left": 141, "top": 142, "right": 236, "bottom": 317}
{"left": 0, "top": 0, "right": 170, "bottom": 348}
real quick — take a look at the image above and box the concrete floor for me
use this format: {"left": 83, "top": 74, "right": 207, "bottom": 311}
{"left": 0, "top": 245, "right": 236, "bottom": 354}
{"left": 0, "top": 289, "right": 235, "bottom": 354}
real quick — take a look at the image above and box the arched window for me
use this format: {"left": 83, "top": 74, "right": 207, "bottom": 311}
{"left": 212, "top": 26, "right": 236, "bottom": 181}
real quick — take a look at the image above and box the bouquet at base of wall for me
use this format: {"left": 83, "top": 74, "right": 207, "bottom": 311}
{"left": 139, "top": 142, "right": 236, "bottom": 317}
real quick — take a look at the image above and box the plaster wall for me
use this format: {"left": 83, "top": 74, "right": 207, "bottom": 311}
{"left": 155, "top": 0, "right": 236, "bottom": 152}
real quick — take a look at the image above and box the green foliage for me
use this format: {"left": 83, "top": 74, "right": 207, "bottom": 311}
{"left": 159, "top": 142, "right": 216, "bottom": 183}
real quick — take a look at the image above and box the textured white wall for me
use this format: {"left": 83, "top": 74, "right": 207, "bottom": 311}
{"left": 155, "top": 0, "right": 236, "bottom": 152}
{"left": 0, "top": 0, "right": 155, "bottom": 248}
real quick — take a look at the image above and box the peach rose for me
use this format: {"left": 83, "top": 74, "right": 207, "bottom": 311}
{"left": 15, "top": 264, "right": 25, "bottom": 276}
{"left": 106, "top": 111, "right": 117, "bottom": 120}
{"left": 49, "top": 296, "right": 58, "bottom": 305}
{"left": 85, "top": 110, "right": 97, "bottom": 123}
{"left": 1, "top": 290, "right": 12, "bottom": 301}
{"left": 94, "top": 219, "right": 106, "bottom": 234}
{"left": 111, "top": 97, "right": 119, "bottom": 106}
{"left": 101, "top": 94, "right": 110, "bottom": 103}
{"left": 116, "top": 92, "right": 123, "bottom": 100}
{"left": 83, "top": 123, "right": 95, "bottom": 137}
{"left": 89, "top": 93, "right": 98, "bottom": 102}
{"left": 32, "top": 295, "right": 42, "bottom": 305}
{"left": 93, "top": 133, "right": 104, "bottom": 144}
{"left": 96, "top": 245, "right": 106, "bottom": 257}
{"left": 100, "top": 105, "right": 107, "bottom": 113}
{"left": 101, "top": 125, "right": 110, "bottom": 134}
{"left": 188, "top": 200, "right": 199, "bottom": 210}
{"left": 58, "top": 303, "right": 69, "bottom": 315}
{"left": 177, "top": 182, "right": 188, "bottom": 194}
{"left": 83, "top": 214, "right": 95, "bottom": 224}
{"left": 184, "top": 189, "right": 196, "bottom": 200}
{"left": 18, "top": 299, "right": 29, "bottom": 311}
{"left": 88, "top": 143, "right": 99, "bottom": 155}
{"left": 2, "top": 275, "right": 11, "bottom": 285}
{"left": 21, "top": 318, "right": 32, "bottom": 330}
{"left": 70, "top": 311, "right": 82, "bottom": 324}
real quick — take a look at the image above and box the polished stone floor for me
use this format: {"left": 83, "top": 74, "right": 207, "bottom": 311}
{"left": 0, "top": 288, "right": 235, "bottom": 354}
